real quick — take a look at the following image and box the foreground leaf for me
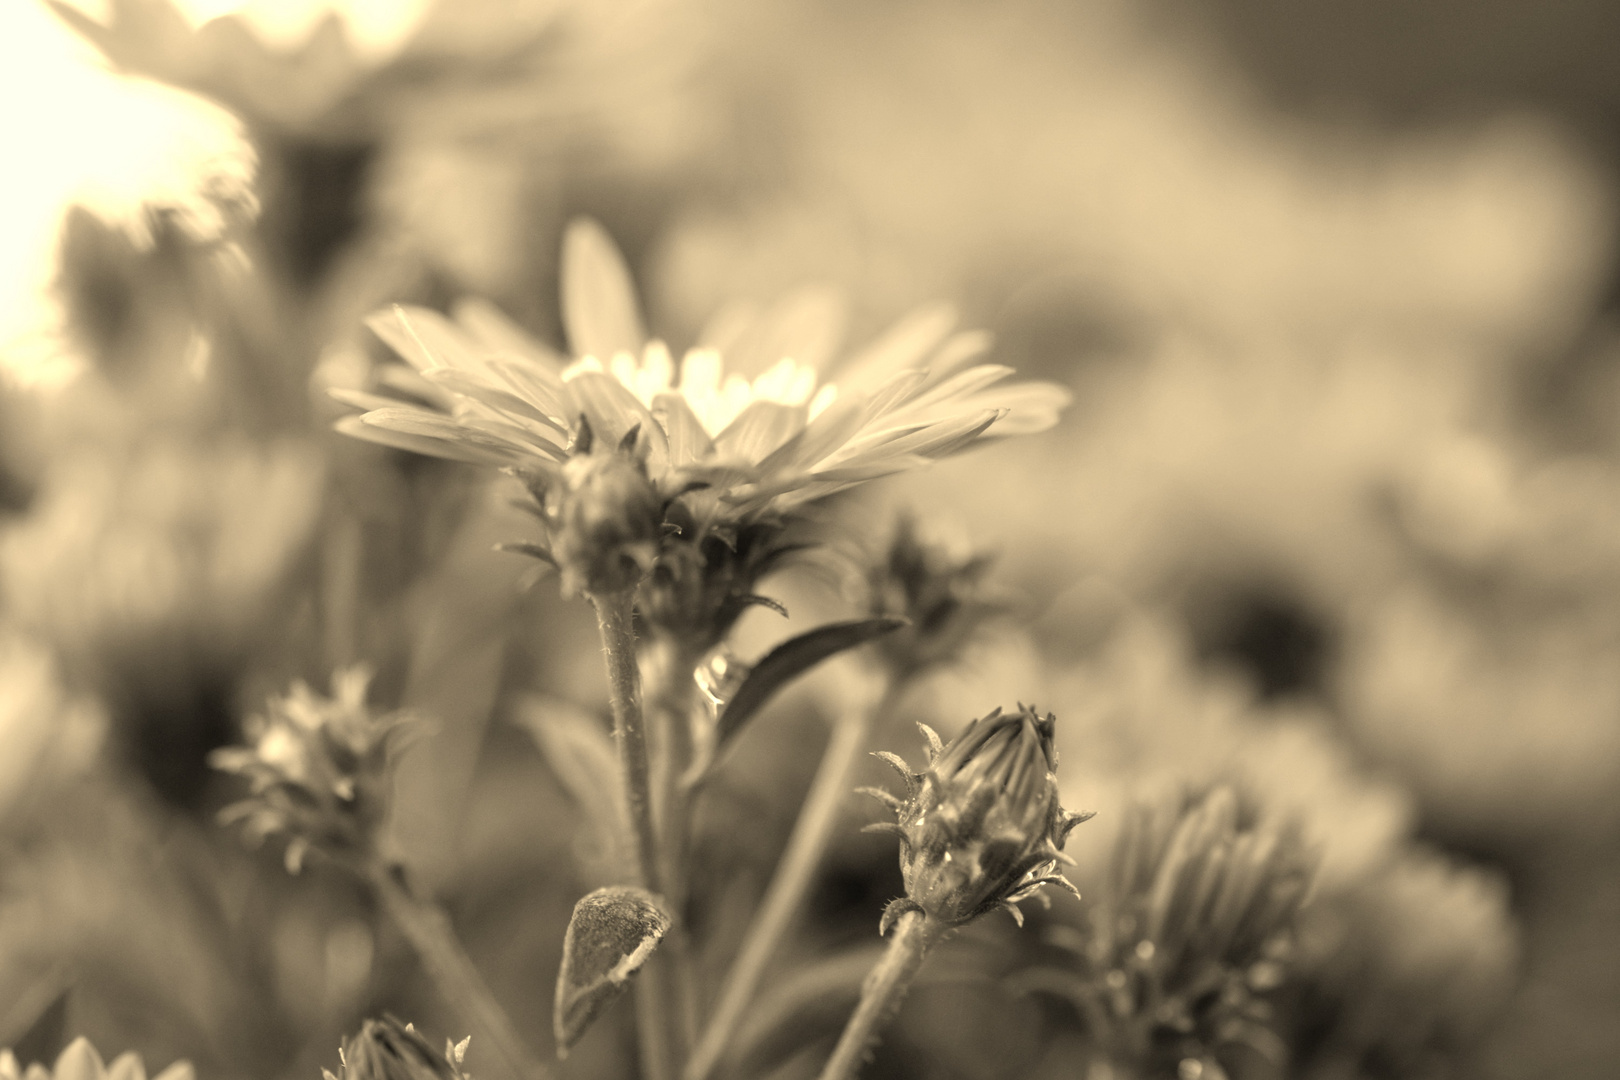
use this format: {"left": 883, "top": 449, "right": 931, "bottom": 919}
{"left": 553, "top": 887, "right": 672, "bottom": 1055}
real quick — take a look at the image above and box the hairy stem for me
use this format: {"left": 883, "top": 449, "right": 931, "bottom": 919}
{"left": 367, "top": 861, "right": 550, "bottom": 1080}
{"left": 590, "top": 590, "right": 676, "bottom": 1080}
{"left": 686, "top": 681, "right": 897, "bottom": 1080}
{"left": 818, "top": 910, "right": 947, "bottom": 1080}
{"left": 591, "top": 590, "right": 662, "bottom": 894}
{"left": 645, "top": 637, "right": 704, "bottom": 1048}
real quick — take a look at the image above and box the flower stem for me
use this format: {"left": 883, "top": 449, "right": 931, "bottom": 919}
{"left": 818, "top": 910, "right": 947, "bottom": 1080}
{"left": 590, "top": 590, "right": 677, "bottom": 1080}
{"left": 590, "top": 590, "right": 663, "bottom": 895}
{"left": 645, "top": 638, "right": 704, "bottom": 1047}
{"left": 367, "top": 861, "right": 550, "bottom": 1080}
{"left": 685, "top": 681, "right": 897, "bottom": 1080}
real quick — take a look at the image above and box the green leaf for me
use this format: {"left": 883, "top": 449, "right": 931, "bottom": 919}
{"left": 554, "top": 887, "right": 672, "bottom": 1055}
{"left": 561, "top": 218, "right": 645, "bottom": 361}
{"left": 714, "top": 617, "right": 907, "bottom": 750}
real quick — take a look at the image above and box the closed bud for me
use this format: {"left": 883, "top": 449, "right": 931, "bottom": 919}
{"left": 857, "top": 513, "right": 1004, "bottom": 679}
{"left": 550, "top": 442, "right": 661, "bottom": 597}
{"left": 865, "top": 705, "right": 1092, "bottom": 931}
{"left": 325, "top": 1017, "right": 469, "bottom": 1080}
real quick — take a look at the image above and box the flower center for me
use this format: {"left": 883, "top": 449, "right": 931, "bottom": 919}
{"left": 565, "top": 342, "right": 838, "bottom": 437}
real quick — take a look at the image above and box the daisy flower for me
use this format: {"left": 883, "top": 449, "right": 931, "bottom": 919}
{"left": 336, "top": 218, "right": 1068, "bottom": 628}
{"left": 335, "top": 217, "right": 1069, "bottom": 517}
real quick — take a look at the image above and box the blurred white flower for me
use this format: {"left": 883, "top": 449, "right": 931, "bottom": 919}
{"left": 1035, "top": 613, "right": 1412, "bottom": 892}
{"left": 1, "top": 1037, "right": 193, "bottom": 1080}
{"left": 0, "top": 631, "right": 104, "bottom": 823}
{"left": 0, "top": 437, "right": 324, "bottom": 669}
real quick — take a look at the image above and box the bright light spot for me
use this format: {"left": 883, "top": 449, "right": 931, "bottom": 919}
{"left": 169, "top": 0, "right": 430, "bottom": 62}
{"left": 0, "top": 1, "right": 427, "bottom": 387}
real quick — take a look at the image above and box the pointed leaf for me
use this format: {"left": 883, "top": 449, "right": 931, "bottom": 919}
{"left": 714, "top": 617, "right": 907, "bottom": 749}
{"left": 561, "top": 218, "right": 645, "bottom": 360}
{"left": 554, "top": 886, "right": 672, "bottom": 1054}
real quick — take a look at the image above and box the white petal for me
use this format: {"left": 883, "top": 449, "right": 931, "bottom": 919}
{"left": 367, "top": 305, "right": 480, "bottom": 373}
{"left": 562, "top": 217, "right": 646, "bottom": 360}
{"left": 834, "top": 303, "right": 957, "bottom": 393}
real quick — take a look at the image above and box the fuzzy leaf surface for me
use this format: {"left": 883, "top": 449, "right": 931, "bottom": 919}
{"left": 554, "top": 886, "right": 672, "bottom": 1054}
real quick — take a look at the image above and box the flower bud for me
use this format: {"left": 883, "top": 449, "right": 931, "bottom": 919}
{"left": 856, "top": 513, "right": 1003, "bottom": 679}
{"left": 324, "top": 1017, "right": 469, "bottom": 1080}
{"left": 864, "top": 705, "right": 1092, "bottom": 931}
{"left": 211, "top": 667, "right": 412, "bottom": 873}
{"left": 550, "top": 445, "right": 661, "bottom": 597}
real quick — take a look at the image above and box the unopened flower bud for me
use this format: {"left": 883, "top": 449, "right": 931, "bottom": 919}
{"left": 211, "top": 667, "right": 412, "bottom": 873}
{"left": 864, "top": 705, "right": 1092, "bottom": 931}
{"left": 857, "top": 513, "right": 1003, "bottom": 679}
{"left": 324, "top": 1017, "right": 470, "bottom": 1080}
{"left": 551, "top": 445, "right": 661, "bottom": 597}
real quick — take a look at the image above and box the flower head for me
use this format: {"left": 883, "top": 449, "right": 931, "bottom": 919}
{"left": 338, "top": 218, "right": 1065, "bottom": 508}
{"left": 325, "top": 1017, "right": 470, "bottom": 1080}
{"left": 863, "top": 705, "right": 1092, "bottom": 931}
{"left": 336, "top": 218, "right": 1067, "bottom": 633}
{"left": 1015, "top": 787, "right": 1315, "bottom": 1080}
{"left": 1, "top": 1038, "right": 192, "bottom": 1080}
{"left": 210, "top": 666, "right": 412, "bottom": 872}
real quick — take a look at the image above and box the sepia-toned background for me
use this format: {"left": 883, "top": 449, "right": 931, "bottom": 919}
{"left": 1, "top": 1, "right": 1616, "bottom": 1078}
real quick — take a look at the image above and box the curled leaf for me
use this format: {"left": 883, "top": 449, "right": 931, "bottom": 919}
{"left": 554, "top": 886, "right": 672, "bottom": 1055}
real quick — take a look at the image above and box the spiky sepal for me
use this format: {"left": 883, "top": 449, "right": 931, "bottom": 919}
{"left": 862, "top": 704, "right": 1093, "bottom": 930}
{"left": 879, "top": 898, "right": 926, "bottom": 937}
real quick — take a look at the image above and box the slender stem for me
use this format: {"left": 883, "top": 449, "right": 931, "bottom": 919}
{"left": 818, "top": 910, "right": 947, "bottom": 1080}
{"left": 685, "top": 680, "right": 898, "bottom": 1080}
{"left": 590, "top": 590, "right": 676, "bottom": 1080}
{"left": 644, "top": 637, "right": 704, "bottom": 1049}
{"left": 591, "top": 590, "right": 662, "bottom": 895}
{"left": 367, "top": 861, "right": 550, "bottom": 1080}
